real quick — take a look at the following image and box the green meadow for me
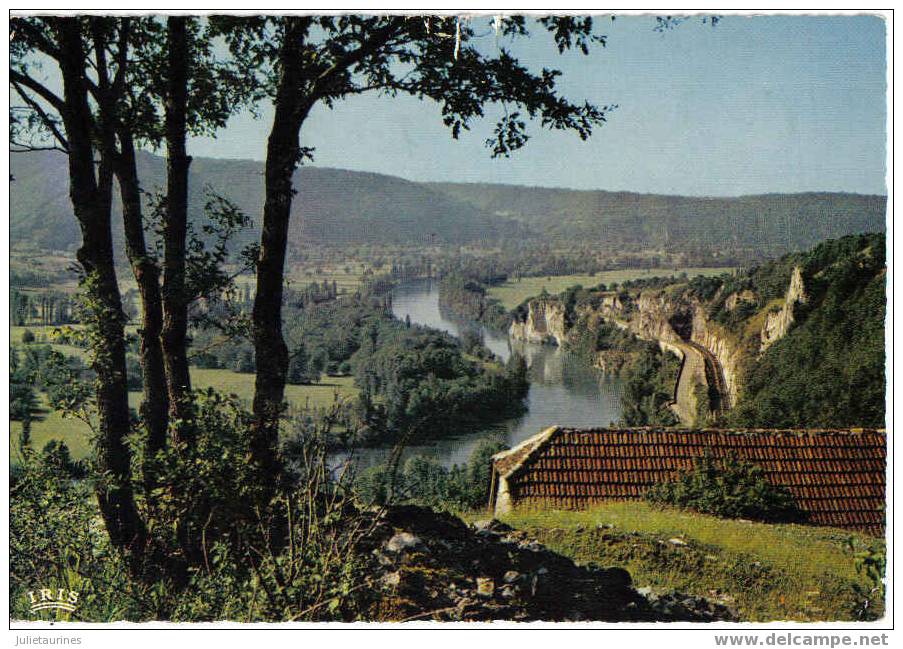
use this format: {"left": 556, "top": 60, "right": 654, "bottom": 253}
{"left": 488, "top": 267, "right": 735, "bottom": 309}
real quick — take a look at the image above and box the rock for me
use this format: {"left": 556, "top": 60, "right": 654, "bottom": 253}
{"left": 476, "top": 577, "right": 495, "bottom": 597}
{"left": 668, "top": 537, "right": 688, "bottom": 546}
{"left": 503, "top": 570, "right": 520, "bottom": 584}
{"left": 597, "top": 567, "right": 632, "bottom": 587}
{"left": 500, "top": 586, "right": 516, "bottom": 599}
{"left": 385, "top": 531, "right": 423, "bottom": 553}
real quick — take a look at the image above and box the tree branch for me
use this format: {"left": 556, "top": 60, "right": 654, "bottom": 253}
{"left": 312, "top": 18, "right": 407, "bottom": 96}
{"left": 10, "top": 80, "right": 69, "bottom": 150}
{"left": 9, "top": 69, "right": 65, "bottom": 112}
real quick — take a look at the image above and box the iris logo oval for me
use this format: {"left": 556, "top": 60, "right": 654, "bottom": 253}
{"left": 27, "top": 588, "right": 79, "bottom": 614}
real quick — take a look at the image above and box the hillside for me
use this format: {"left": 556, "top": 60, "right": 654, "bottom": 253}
{"left": 511, "top": 233, "right": 886, "bottom": 429}
{"left": 429, "top": 181, "right": 886, "bottom": 253}
{"left": 9, "top": 151, "right": 528, "bottom": 254}
{"left": 10, "top": 152, "right": 885, "bottom": 259}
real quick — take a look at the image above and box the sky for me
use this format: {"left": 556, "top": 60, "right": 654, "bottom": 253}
{"left": 184, "top": 15, "right": 887, "bottom": 196}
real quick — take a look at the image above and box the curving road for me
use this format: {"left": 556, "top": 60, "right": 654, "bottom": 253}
{"left": 685, "top": 339, "right": 729, "bottom": 417}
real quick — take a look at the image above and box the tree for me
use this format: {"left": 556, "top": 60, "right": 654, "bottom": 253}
{"left": 213, "top": 15, "right": 613, "bottom": 478}
{"left": 11, "top": 15, "right": 251, "bottom": 568}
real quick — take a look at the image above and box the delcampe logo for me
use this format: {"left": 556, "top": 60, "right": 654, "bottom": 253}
{"left": 26, "top": 588, "right": 79, "bottom": 615}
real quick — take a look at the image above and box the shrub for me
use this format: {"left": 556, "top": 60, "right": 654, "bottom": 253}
{"left": 645, "top": 454, "right": 805, "bottom": 523}
{"left": 356, "top": 439, "right": 507, "bottom": 511}
{"left": 22, "top": 329, "right": 36, "bottom": 344}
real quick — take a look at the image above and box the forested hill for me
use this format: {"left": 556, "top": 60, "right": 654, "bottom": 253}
{"left": 725, "top": 233, "right": 887, "bottom": 428}
{"left": 428, "top": 182, "right": 886, "bottom": 253}
{"left": 10, "top": 150, "right": 885, "bottom": 255}
{"left": 9, "top": 151, "right": 528, "bottom": 253}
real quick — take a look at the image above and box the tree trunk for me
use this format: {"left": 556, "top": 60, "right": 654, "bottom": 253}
{"left": 116, "top": 133, "right": 170, "bottom": 480}
{"left": 161, "top": 16, "right": 193, "bottom": 432}
{"left": 250, "top": 19, "right": 311, "bottom": 479}
{"left": 56, "top": 18, "right": 146, "bottom": 561}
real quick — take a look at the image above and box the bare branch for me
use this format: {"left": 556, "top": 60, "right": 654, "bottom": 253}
{"left": 10, "top": 80, "right": 69, "bottom": 151}
{"left": 9, "top": 69, "right": 65, "bottom": 112}
{"left": 10, "top": 141, "right": 68, "bottom": 154}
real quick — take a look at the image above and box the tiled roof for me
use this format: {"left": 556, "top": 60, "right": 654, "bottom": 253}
{"left": 493, "top": 427, "right": 886, "bottom": 535}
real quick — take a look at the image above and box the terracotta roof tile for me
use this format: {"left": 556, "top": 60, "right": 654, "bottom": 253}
{"left": 496, "top": 427, "right": 886, "bottom": 535}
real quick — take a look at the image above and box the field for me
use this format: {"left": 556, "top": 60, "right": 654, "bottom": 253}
{"left": 501, "top": 502, "right": 884, "bottom": 622}
{"left": 488, "top": 267, "right": 735, "bottom": 309}
{"left": 10, "top": 361, "right": 358, "bottom": 463}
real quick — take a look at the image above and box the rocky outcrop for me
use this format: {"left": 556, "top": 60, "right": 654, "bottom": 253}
{"left": 725, "top": 289, "right": 756, "bottom": 311}
{"left": 689, "top": 307, "right": 742, "bottom": 409}
{"left": 363, "top": 505, "right": 735, "bottom": 622}
{"left": 509, "top": 299, "right": 568, "bottom": 346}
{"left": 760, "top": 266, "right": 807, "bottom": 352}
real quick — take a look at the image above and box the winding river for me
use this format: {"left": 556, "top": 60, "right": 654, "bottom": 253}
{"left": 350, "top": 280, "right": 624, "bottom": 469}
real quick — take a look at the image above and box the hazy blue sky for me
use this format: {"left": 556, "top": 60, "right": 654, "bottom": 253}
{"left": 187, "top": 15, "right": 887, "bottom": 196}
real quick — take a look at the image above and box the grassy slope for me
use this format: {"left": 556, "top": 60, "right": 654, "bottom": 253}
{"left": 501, "top": 502, "right": 883, "bottom": 622}
{"left": 488, "top": 267, "right": 734, "bottom": 309}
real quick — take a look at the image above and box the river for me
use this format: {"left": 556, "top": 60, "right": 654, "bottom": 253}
{"left": 348, "top": 279, "right": 623, "bottom": 469}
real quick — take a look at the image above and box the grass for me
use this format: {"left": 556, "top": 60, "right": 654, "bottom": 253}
{"left": 10, "top": 391, "right": 143, "bottom": 464}
{"left": 501, "top": 502, "right": 884, "bottom": 622}
{"left": 190, "top": 368, "right": 357, "bottom": 411}
{"left": 11, "top": 358, "right": 359, "bottom": 462}
{"left": 488, "top": 267, "right": 735, "bottom": 309}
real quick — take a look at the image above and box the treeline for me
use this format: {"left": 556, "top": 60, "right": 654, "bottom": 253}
{"left": 356, "top": 440, "right": 505, "bottom": 511}
{"left": 10, "top": 289, "right": 79, "bottom": 326}
{"left": 438, "top": 274, "right": 511, "bottom": 331}
{"left": 190, "top": 289, "right": 529, "bottom": 446}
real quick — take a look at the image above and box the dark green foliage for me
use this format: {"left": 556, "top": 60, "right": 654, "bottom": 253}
{"left": 847, "top": 538, "right": 886, "bottom": 620}
{"left": 21, "top": 328, "right": 35, "bottom": 343}
{"left": 10, "top": 389, "right": 375, "bottom": 621}
{"left": 41, "top": 440, "right": 87, "bottom": 478}
{"left": 686, "top": 273, "right": 724, "bottom": 301}
{"left": 10, "top": 446, "right": 149, "bottom": 622}
{"left": 428, "top": 182, "right": 886, "bottom": 256}
{"left": 356, "top": 439, "right": 507, "bottom": 511}
{"left": 567, "top": 316, "right": 648, "bottom": 360}
{"left": 10, "top": 348, "right": 38, "bottom": 422}
{"left": 645, "top": 455, "right": 805, "bottom": 524}
{"left": 353, "top": 326, "right": 529, "bottom": 441}
{"left": 619, "top": 344, "right": 681, "bottom": 426}
{"left": 439, "top": 273, "right": 511, "bottom": 331}
{"left": 126, "top": 354, "right": 144, "bottom": 391}
{"left": 286, "top": 344, "right": 321, "bottom": 385}
{"left": 730, "top": 234, "right": 885, "bottom": 428}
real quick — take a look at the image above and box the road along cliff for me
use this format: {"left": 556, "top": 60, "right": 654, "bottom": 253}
{"left": 509, "top": 268, "right": 807, "bottom": 426}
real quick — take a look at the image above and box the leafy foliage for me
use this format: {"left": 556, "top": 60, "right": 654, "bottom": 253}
{"left": 619, "top": 345, "right": 681, "bottom": 426}
{"left": 356, "top": 439, "right": 507, "bottom": 511}
{"left": 730, "top": 234, "right": 885, "bottom": 428}
{"left": 645, "top": 455, "right": 805, "bottom": 523}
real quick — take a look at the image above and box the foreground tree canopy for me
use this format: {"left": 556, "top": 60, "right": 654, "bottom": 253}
{"left": 10, "top": 14, "right": 612, "bottom": 576}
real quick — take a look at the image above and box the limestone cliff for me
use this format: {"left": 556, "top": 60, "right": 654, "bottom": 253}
{"left": 760, "top": 266, "right": 807, "bottom": 352}
{"left": 509, "top": 299, "right": 568, "bottom": 346}
{"left": 689, "top": 307, "right": 742, "bottom": 409}
{"left": 510, "top": 267, "right": 808, "bottom": 422}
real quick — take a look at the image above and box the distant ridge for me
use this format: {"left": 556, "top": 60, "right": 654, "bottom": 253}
{"left": 426, "top": 182, "right": 886, "bottom": 252}
{"left": 10, "top": 151, "right": 886, "bottom": 255}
